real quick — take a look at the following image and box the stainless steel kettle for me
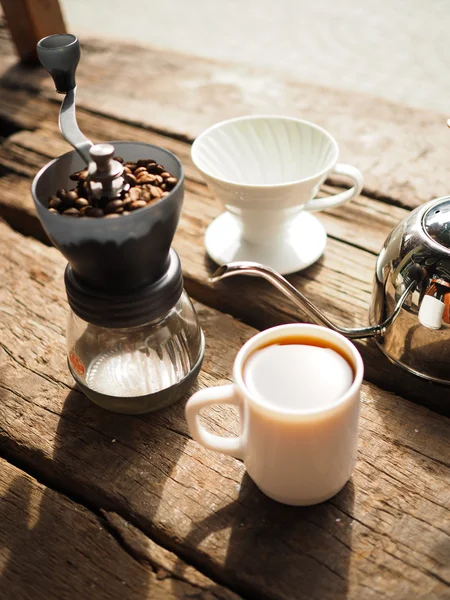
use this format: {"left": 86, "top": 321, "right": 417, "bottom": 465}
{"left": 211, "top": 196, "right": 450, "bottom": 385}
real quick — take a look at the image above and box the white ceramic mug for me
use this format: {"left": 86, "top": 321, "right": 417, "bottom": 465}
{"left": 191, "top": 115, "right": 364, "bottom": 274}
{"left": 185, "top": 323, "right": 364, "bottom": 506}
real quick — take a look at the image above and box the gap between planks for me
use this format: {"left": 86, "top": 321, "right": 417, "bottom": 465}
{"left": 0, "top": 220, "right": 449, "bottom": 600}
{"left": 0, "top": 453, "right": 244, "bottom": 600}
{"left": 0, "top": 10, "right": 449, "bottom": 210}
{"left": 0, "top": 18, "right": 448, "bottom": 600}
{"left": 0, "top": 82, "right": 424, "bottom": 214}
{"left": 0, "top": 104, "right": 448, "bottom": 414}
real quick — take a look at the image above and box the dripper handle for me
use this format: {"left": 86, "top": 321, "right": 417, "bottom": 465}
{"left": 37, "top": 34, "right": 80, "bottom": 93}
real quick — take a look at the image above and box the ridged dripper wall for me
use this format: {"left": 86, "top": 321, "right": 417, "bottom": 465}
{"left": 32, "top": 141, "right": 184, "bottom": 293}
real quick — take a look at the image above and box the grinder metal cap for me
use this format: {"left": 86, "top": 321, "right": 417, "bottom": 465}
{"left": 88, "top": 144, "right": 128, "bottom": 200}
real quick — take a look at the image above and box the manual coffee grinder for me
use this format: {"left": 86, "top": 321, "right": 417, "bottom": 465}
{"left": 32, "top": 34, "right": 204, "bottom": 414}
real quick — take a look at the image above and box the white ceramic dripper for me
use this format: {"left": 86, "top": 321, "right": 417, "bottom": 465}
{"left": 192, "top": 115, "right": 363, "bottom": 274}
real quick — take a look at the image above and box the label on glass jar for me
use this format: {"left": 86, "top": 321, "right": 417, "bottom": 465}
{"left": 69, "top": 352, "right": 85, "bottom": 376}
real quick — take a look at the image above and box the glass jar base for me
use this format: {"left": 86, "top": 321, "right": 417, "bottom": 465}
{"left": 69, "top": 331, "right": 204, "bottom": 414}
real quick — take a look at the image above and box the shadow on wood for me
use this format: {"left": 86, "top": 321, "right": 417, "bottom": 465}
{"left": 171, "top": 473, "right": 355, "bottom": 600}
{"left": 0, "top": 385, "right": 203, "bottom": 598}
{"left": 0, "top": 468, "right": 154, "bottom": 599}
{"left": 0, "top": 455, "right": 238, "bottom": 599}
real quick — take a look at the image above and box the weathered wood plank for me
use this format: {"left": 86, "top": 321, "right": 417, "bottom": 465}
{"left": 0, "top": 0, "right": 66, "bottom": 63}
{"left": 0, "top": 221, "right": 449, "bottom": 600}
{"left": 0, "top": 88, "right": 407, "bottom": 255}
{"left": 0, "top": 457, "right": 241, "bottom": 600}
{"left": 0, "top": 17, "right": 448, "bottom": 208}
{"left": 0, "top": 110, "right": 448, "bottom": 413}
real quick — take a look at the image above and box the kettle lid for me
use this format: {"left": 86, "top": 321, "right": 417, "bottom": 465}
{"left": 423, "top": 199, "right": 450, "bottom": 249}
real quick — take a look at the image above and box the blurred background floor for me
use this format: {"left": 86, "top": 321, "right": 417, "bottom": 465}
{"left": 61, "top": 0, "right": 449, "bottom": 114}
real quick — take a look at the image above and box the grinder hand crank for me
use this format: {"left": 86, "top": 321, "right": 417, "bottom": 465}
{"left": 37, "top": 34, "right": 127, "bottom": 200}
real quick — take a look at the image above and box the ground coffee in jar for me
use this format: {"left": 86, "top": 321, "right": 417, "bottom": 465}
{"left": 47, "top": 157, "right": 178, "bottom": 218}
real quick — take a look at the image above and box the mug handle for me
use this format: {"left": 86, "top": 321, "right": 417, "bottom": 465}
{"left": 185, "top": 384, "right": 245, "bottom": 459}
{"left": 304, "top": 163, "right": 364, "bottom": 213}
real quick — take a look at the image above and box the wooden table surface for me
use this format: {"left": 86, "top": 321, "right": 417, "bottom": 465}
{"left": 0, "top": 16, "right": 449, "bottom": 600}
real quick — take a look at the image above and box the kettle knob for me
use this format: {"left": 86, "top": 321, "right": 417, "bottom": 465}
{"left": 418, "top": 295, "right": 444, "bottom": 330}
{"left": 37, "top": 34, "right": 80, "bottom": 93}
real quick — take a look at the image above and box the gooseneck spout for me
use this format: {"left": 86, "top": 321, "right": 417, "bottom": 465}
{"left": 210, "top": 261, "right": 415, "bottom": 340}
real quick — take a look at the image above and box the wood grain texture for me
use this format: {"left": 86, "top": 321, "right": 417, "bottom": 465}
{"left": 0, "top": 98, "right": 448, "bottom": 414}
{"left": 0, "top": 86, "right": 408, "bottom": 254}
{"left": 0, "top": 457, "right": 241, "bottom": 600}
{"left": 0, "top": 15, "right": 448, "bottom": 208}
{"left": 0, "top": 221, "right": 449, "bottom": 600}
{"left": 0, "top": 0, "right": 66, "bottom": 63}
{"left": 0, "top": 12, "right": 449, "bottom": 600}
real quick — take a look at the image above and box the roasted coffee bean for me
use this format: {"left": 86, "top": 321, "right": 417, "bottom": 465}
{"left": 79, "top": 206, "right": 92, "bottom": 216}
{"left": 147, "top": 163, "right": 162, "bottom": 174}
{"left": 136, "top": 173, "right": 153, "bottom": 184}
{"left": 75, "top": 198, "right": 89, "bottom": 208}
{"left": 128, "top": 187, "right": 141, "bottom": 202}
{"left": 61, "top": 195, "right": 76, "bottom": 209}
{"left": 105, "top": 199, "right": 124, "bottom": 213}
{"left": 161, "top": 192, "right": 170, "bottom": 197}
{"left": 61, "top": 196, "right": 77, "bottom": 209}
{"left": 122, "top": 211, "right": 130, "bottom": 216}
{"left": 48, "top": 196, "right": 62, "bottom": 209}
{"left": 149, "top": 185, "right": 164, "bottom": 199}
{"left": 129, "top": 200, "right": 147, "bottom": 211}
{"left": 165, "top": 177, "right": 178, "bottom": 188}
{"left": 76, "top": 180, "right": 89, "bottom": 196}
{"left": 105, "top": 213, "right": 121, "bottom": 218}
{"left": 63, "top": 208, "right": 80, "bottom": 217}
{"left": 137, "top": 158, "right": 155, "bottom": 168}
{"left": 145, "top": 174, "right": 162, "bottom": 184}
{"left": 48, "top": 157, "right": 177, "bottom": 218}
{"left": 125, "top": 173, "right": 137, "bottom": 186}
{"left": 89, "top": 208, "right": 104, "bottom": 218}
{"left": 140, "top": 188, "right": 151, "bottom": 202}
{"left": 65, "top": 190, "right": 79, "bottom": 202}
{"left": 134, "top": 166, "right": 148, "bottom": 176}
{"left": 141, "top": 173, "right": 157, "bottom": 184}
